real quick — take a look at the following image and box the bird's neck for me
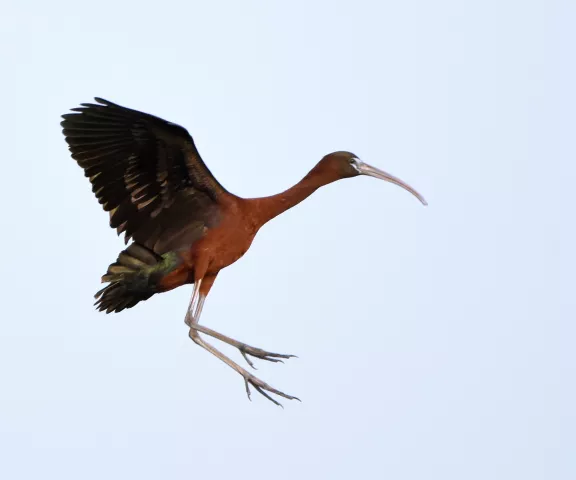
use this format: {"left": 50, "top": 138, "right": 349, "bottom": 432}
{"left": 249, "top": 163, "right": 340, "bottom": 227}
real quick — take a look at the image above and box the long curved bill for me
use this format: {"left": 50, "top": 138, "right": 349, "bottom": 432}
{"left": 356, "top": 161, "right": 428, "bottom": 206}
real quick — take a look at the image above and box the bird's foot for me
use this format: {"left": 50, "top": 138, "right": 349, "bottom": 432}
{"left": 238, "top": 344, "right": 297, "bottom": 369}
{"left": 243, "top": 372, "right": 300, "bottom": 407}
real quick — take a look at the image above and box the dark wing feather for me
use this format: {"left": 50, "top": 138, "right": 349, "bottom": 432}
{"left": 62, "top": 98, "right": 227, "bottom": 248}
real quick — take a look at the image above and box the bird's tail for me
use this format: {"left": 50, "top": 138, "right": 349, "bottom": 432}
{"left": 94, "top": 243, "right": 165, "bottom": 313}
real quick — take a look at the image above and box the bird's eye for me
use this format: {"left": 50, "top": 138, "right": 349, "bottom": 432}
{"left": 349, "top": 157, "right": 361, "bottom": 172}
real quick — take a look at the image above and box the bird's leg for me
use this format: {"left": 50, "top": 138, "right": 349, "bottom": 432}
{"left": 184, "top": 278, "right": 202, "bottom": 327}
{"left": 186, "top": 274, "right": 295, "bottom": 367}
{"left": 188, "top": 323, "right": 296, "bottom": 369}
{"left": 186, "top": 275, "right": 299, "bottom": 406}
{"left": 189, "top": 321, "right": 300, "bottom": 406}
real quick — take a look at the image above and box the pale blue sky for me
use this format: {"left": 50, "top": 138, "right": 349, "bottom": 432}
{"left": 1, "top": 1, "right": 575, "bottom": 478}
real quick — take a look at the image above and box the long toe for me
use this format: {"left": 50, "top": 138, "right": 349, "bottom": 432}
{"left": 240, "top": 345, "right": 297, "bottom": 363}
{"left": 244, "top": 374, "right": 301, "bottom": 407}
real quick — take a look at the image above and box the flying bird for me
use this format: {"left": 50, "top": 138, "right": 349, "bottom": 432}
{"left": 62, "top": 98, "right": 427, "bottom": 405}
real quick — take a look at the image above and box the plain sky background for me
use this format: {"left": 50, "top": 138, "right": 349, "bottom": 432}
{"left": 1, "top": 0, "right": 574, "bottom": 478}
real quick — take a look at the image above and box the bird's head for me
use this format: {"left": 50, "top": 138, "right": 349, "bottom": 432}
{"left": 320, "top": 151, "right": 427, "bottom": 205}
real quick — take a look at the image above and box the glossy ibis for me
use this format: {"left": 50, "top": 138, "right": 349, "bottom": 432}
{"left": 62, "top": 98, "right": 427, "bottom": 405}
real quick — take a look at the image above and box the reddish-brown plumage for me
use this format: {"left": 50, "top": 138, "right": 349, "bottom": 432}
{"left": 157, "top": 264, "right": 193, "bottom": 292}
{"left": 188, "top": 161, "right": 343, "bottom": 282}
{"left": 62, "top": 98, "right": 426, "bottom": 405}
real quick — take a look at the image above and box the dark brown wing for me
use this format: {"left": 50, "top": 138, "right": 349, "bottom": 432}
{"left": 61, "top": 98, "right": 227, "bottom": 247}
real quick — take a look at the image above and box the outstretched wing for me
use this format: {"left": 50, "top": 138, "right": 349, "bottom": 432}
{"left": 61, "top": 98, "right": 227, "bottom": 245}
